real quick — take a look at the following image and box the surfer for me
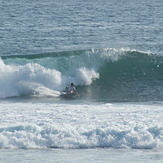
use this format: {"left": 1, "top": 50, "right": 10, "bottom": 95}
{"left": 61, "top": 83, "right": 80, "bottom": 99}
{"left": 65, "top": 83, "right": 77, "bottom": 94}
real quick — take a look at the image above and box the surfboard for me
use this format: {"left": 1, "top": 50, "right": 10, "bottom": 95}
{"left": 60, "top": 92, "right": 80, "bottom": 99}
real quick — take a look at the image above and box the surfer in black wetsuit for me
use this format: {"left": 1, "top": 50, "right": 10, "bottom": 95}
{"left": 67, "top": 83, "right": 77, "bottom": 93}
{"left": 62, "top": 83, "right": 79, "bottom": 98}
{"left": 65, "top": 83, "right": 78, "bottom": 94}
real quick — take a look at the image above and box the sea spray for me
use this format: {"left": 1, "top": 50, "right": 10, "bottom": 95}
{"left": 0, "top": 57, "right": 99, "bottom": 98}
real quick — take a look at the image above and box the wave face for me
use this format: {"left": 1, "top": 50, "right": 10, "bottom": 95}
{"left": 1, "top": 48, "right": 163, "bottom": 102}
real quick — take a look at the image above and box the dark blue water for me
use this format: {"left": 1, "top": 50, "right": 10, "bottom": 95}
{"left": 0, "top": 0, "right": 163, "bottom": 56}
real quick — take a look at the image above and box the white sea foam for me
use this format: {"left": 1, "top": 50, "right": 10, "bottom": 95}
{"left": 0, "top": 102, "right": 162, "bottom": 149}
{"left": 0, "top": 58, "right": 99, "bottom": 98}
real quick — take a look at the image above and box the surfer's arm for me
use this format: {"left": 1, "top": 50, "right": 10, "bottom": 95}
{"left": 73, "top": 87, "right": 79, "bottom": 95}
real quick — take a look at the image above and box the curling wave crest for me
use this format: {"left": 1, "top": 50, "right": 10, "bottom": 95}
{"left": 1, "top": 48, "right": 163, "bottom": 102}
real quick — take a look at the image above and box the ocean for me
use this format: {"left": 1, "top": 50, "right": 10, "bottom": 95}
{"left": 0, "top": 0, "right": 163, "bottom": 162}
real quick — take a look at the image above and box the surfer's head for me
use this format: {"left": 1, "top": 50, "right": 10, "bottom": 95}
{"left": 71, "top": 83, "right": 74, "bottom": 86}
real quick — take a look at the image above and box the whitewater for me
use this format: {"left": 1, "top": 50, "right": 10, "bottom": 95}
{"left": 0, "top": 100, "right": 163, "bottom": 162}
{"left": 0, "top": 0, "right": 163, "bottom": 162}
{"left": 0, "top": 101, "right": 162, "bottom": 149}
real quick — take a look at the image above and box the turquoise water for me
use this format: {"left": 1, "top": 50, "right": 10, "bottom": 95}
{"left": 0, "top": 0, "right": 163, "bottom": 162}
{"left": 1, "top": 49, "right": 163, "bottom": 102}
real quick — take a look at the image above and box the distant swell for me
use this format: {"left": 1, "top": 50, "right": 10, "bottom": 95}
{"left": 1, "top": 48, "right": 163, "bottom": 102}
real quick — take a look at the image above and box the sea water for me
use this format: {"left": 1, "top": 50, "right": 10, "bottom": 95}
{"left": 0, "top": 101, "right": 162, "bottom": 162}
{"left": 0, "top": 0, "right": 163, "bottom": 162}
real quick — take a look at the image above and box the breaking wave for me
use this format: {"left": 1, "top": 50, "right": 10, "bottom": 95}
{"left": 1, "top": 48, "right": 163, "bottom": 102}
